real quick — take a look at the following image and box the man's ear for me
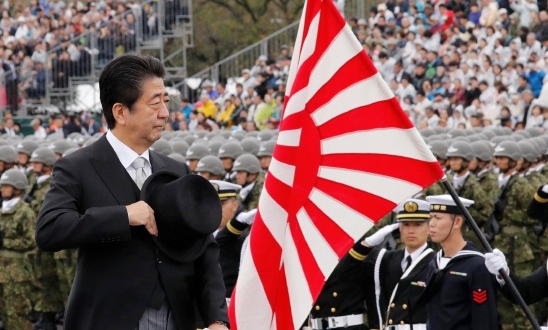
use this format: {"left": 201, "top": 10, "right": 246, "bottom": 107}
{"left": 112, "top": 103, "right": 127, "bottom": 126}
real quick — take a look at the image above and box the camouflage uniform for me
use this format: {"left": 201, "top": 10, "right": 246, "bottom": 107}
{"left": 455, "top": 174, "right": 493, "bottom": 250}
{"left": 476, "top": 169, "right": 499, "bottom": 206}
{"left": 495, "top": 174, "right": 538, "bottom": 330}
{"left": 29, "top": 177, "right": 64, "bottom": 318}
{"left": 0, "top": 199, "right": 37, "bottom": 330}
{"left": 241, "top": 172, "right": 265, "bottom": 211}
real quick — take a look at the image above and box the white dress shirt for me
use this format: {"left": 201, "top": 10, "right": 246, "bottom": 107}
{"left": 106, "top": 130, "right": 151, "bottom": 181}
{"left": 401, "top": 242, "right": 428, "bottom": 272}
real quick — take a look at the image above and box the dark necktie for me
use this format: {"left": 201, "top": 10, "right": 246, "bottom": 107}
{"left": 404, "top": 255, "right": 413, "bottom": 272}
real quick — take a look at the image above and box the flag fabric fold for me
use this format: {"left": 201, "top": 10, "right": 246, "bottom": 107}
{"left": 229, "top": 0, "right": 445, "bottom": 328}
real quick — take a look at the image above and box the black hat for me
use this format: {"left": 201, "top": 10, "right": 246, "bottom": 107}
{"left": 141, "top": 171, "right": 222, "bottom": 262}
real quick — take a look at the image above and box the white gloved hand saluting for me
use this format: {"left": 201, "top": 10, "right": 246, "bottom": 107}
{"left": 485, "top": 248, "right": 509, "bottom": 277}
{"left": 235, "top": 209, "right": 257, "bottom": 225}
{"left": 363, "top": 223, "right": 400, "bottom": 247}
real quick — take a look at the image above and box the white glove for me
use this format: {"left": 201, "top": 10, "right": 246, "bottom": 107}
{"left": 540, "top": 327, "right": 548, "bottom": 330}
{"left": 485, "top": 248, "right": 509, "bottom": 276}
{"left": 542, "top": 185, "right": 548, "bottom": 194}
{"left": 364, "top": 223, "right": 400, "bottom": 247}
{"left": 235, "top": 209, "right": 257, "bottom": 225}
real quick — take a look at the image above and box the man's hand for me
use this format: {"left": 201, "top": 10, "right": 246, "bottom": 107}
{"left": 363, "top": 223, "right": 400, "bottom": 247}
{"left": 126, "top": 201, "right": 157, "bottom": 236}
{"left": 206, "top": 323, "right": 229, "bottom": 330}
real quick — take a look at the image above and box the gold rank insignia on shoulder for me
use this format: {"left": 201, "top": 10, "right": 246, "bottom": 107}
{"left": 404, "top": 201, "right": 418, "bottom": 213}
{"left": 450, "top": 271, "right": 467, "bottom": 276}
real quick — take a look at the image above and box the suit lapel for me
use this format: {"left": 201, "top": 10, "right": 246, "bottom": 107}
{"left": 149, "top": 151, "right": 166, "bottom": 173}
{"left": 89, "top": 136, "right": 140, "bottom": 205}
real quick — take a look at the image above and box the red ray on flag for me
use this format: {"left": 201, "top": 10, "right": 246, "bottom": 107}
{"left": 228, "top": 0, "right": 444, "bottom": 328}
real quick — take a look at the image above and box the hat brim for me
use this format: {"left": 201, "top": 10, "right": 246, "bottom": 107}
{"left": 141, "top": 171, "right": 222, "bottom": 262}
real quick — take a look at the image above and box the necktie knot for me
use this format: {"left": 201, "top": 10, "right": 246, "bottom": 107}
{"left": 132, "top": 157, "right": 146, "bottom": 170}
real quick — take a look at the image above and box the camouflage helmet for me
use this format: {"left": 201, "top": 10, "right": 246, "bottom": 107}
{"left": 0, "top": 145, "right": 18, "bottom": 163}
{"left": 195, "top": 155, "right": 224, "bottom": 176}
{"left": 481, "top": 129, "right": 497, "bottom": 140}
{"left": 192, "top": 138, "right": 209, "bottom": 146}
{"left": 470, "top": 141, "right": 493, "bottom": 162}
{"left": 419, "top": 128, "right": 436, "bottom": 137}
{"left": 49, "top": 139, "right": 77, "bottom": 156}
{"left": 170, "top": 141, "right": 189, "bottom": 156}
{"left": 182, "top": 135, "right": 197, "bottom": 146}
{"left": 246, "top": 131, "right": 259, "bottom": 138}
{"left": 533, "top": 137, "right": 548, "bottom": 156}
{"left": 427, "top": 140, "right": 449, "bottom": 159}
{"left": 446, "top": 141, "right": 474, "bottom": 161}
{"left": 29, "top": 147, "right": 56, "bottom": 165}
{"left": 447, "top": 129, "right": 466, "bottom": 138}
{"left": 150, "top": 139, "right": 173, "bottom": 156}
{"left": 509, "top": 133, "right": 526, "bottom": 142}
{"left": 218, "top": 142, "right": 244, "bottom": 160}
{"left": 257, "top": 140, "right": 276, "bottom": 158}
{"left": 493, "top": 140, "right": 522, "bottom": 161}
{"left": 489, "top": 135, "right": 510, "bottom": 148}
{"left": 526, "top": 127, "right": 543, "bottom": 137}
{"left": 161, "top": 131, "right": 174, "bottom": 140}
{"left": 258, "top": 130, "right": 275, "bottom": 142}
{"left": 67, "top": 132, "right": 86, "bottom": 145}
{"left": 240, "top": 137, "right": 260, "bottom": 155}
{"left": 208, "top": 140, "right": 224, "bottom": 156}
{"left": 220, "top": 131, "right": 232, "bottom": 139}
{"left": 167, "top": 153, "right": 186, "bottom": 163}
{"left": 514, "top": 130, "right": 531, "bottom": 139}
{"left": 0, "top": 168, "right": 28, "bottom": 190}
{"left": 185, "top": 144, "right": 210, "bottom": 161}
{"left": 229, "top": 131, "right": 246, "bottom": 141}
{"left": 232, "top": 153, "right": 261, "bottom": 174}
{"left": 517, "top": 140, "right": 538, "bottom": 163}
{"left": 16, "top": 140, "right": 39, "bottom": 156}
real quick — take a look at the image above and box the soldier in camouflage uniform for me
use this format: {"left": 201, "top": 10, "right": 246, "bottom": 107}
{"left": 26, "top": 148, "right": 63, "bottom": 330}
{"left": 446, "top": 141, "right": 493, "bottom": 250}
{"left": 469, "top": 141, "right": 499, "bottom": 203}
{"left": 0, "top": 169, "right": 36, "bottom": 330}
{"left": 257, "top": 140, "right": 275, "bottom": 172}
{"left": 492, "top": 140, "right": 537, "bottom": 330}
{"left": 423, "top": 140, "right": 449, "bottom": 197}
{"left": 185, "top": 144, "right": 210, "bottom": 173}
{"left": 232, "top": 153, "right": 264, "bottom": 211}
{"left": 218, "top": 141, "right": 244, "bottom": 183}
{"left": 195, "top": 155, "right": 225, "bottom": 180}
{"left": 15, "top": 141, "right": 38, "bottom": 188}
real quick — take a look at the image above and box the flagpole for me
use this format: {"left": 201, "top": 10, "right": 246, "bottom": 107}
{"left": 441, "top": 177, "right": 541, "bottom": 330}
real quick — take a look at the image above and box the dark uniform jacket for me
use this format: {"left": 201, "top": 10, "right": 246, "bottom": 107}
{"left": 376, "top": 247, "right": 434, "bottom": 328}
{"left": 35, "top": 136, "right": 228, "bottom": 330}
{"left": 500, "top": 264, "right": 548, "bottom": 305}
{"left": 423, "top": 242, "right": 498, "bottom": 330}
{"left": 215, "top": 218, "right": 251, "bottom": 298}
{"left": 308, "top": 241, "right": 372, "bottom": 330}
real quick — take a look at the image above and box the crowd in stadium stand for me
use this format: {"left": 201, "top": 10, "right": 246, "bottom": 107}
{"left": 164, "top": 0, "right": 548, "bottom": 134}
{"left": 0, "top": 0, "right": 187, "bottom": 112}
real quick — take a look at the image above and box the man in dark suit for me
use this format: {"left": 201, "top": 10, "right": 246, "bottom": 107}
{"left": 35, "top": 54, "right": 229, "bottom": 330}
{"left": 362, "top": 199, "right": 434, "bottom": 330}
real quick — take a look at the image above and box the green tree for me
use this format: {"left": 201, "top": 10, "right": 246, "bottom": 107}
{"left": 187, "top": 0, "right": 304, "bottom": 74}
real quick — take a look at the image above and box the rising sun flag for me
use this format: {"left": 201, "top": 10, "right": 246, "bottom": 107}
{"left": 228, "top": 0, "right": 445, "bottom": 328}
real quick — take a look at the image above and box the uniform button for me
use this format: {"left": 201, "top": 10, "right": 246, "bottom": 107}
{"left": 390, "top": 303, "right": 395, "bottom": 308}
{"left": 330, "top": 308, "right": 336, "bottom": 313}
{"left": 400, "top": 321, "right": 405, "bottom": 325}
{"left": 388, "top": 319, "right": 393, "bottom": 325}
{"left": 315, "top": 305, "right": 320, "bottom": 311}
{"left": 332, "top": 292, "right": 338, "bottom": 297}
{"left": 402, "top": 304, "right": 408, "bottom": 310}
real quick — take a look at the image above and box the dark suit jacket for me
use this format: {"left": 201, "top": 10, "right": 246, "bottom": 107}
{"left": 35, "top": 135, "right": 228, "bottom": 330}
